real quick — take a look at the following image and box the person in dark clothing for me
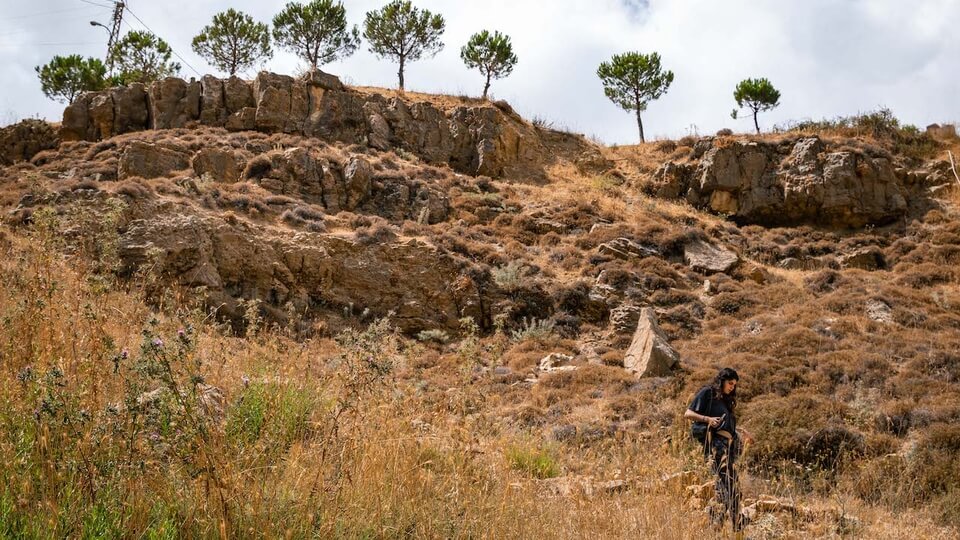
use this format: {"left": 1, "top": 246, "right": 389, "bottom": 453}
{"left": 684, "top": 367, "right": 754, "bottom": 532}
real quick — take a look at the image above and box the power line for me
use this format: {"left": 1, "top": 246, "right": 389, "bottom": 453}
{"left": 123, "top": 5, "right": 201, "bottom": 77}
{"left": 77, "top": 0, "right": 115, "bottom": 8}
{"left": 5, "top": 6, "right": 103, "bottom": 21}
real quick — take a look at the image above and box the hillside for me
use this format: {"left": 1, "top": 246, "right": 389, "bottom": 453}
{"left": 1, "top": 72, "right": 960, "bottom": 538}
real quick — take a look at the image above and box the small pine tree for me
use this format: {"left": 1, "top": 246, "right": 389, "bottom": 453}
{"left": 363, "top": 0, "right": 445, "bottom": 90}
{"left": 272, "top": 0, "right": 359, "bottom": 72}
{"left": 35, "top": 55, "right": 107, "bottom": 104}
{"left": 192, "top": 9, "right": 272, "bottom": 76}
{"left": 460, "top": 30, "right": 517, "bottom": 99}
{"left": 732, "top": 77, "right": 781, "bottom": 134}
{"left": 109, "top": 30, "right": 181, "bottom": 84}
{"left": 597, "top": 51, "right": 674, "bottom": 143}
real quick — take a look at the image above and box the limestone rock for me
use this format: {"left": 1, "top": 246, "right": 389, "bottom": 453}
{"left": 684, "top": 239, "right": 739, "bottom": 273}
{"left": 838, "top": 246, "right": 886, "bottom": 271}
{"left": 610, "top": 304, "right": 642, "bottom": 333}
{"left": 623, "top": 308, "right": 680, "bottom": 377}
{"left": 598, "top": 237, "right": 659, "bottom": 260}
{"left": 678, "top": 137, "right": 909, "bottom": 227}
{"left": 342, "top": 157, "right": 372, "bottom": 210}
{"left": 192, "top": 147, "right": 243, "bottom": 183}
{"left": 118, "top": 141, "right": 192, "bottom": 179}
{"left": 538, "top": 353, "right": 576, "bottom": 374}
{"left": 0, "top": 119, "right": 59, "bottom": 166}
{"left": 866, "top": 299, "right": 893, "bottom": 323}
{"left": 150, "top": 77, "right": 201, "bottom": 129}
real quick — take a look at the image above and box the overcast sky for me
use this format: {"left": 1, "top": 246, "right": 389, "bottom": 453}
{"left": 2, "top": 0, "right": 958, "bottom": 143}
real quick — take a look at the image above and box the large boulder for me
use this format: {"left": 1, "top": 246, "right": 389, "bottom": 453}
{"left": 192, "top": 147, "right": 243, "bottom": 183}
{"left": 118, "top": 141, "right": 192, "bottom": 179}
{"left": 0, "top": 119, "right": 59, "bottom": 165}
{"left": 683, "top": 239, "right": 739, "bottom": 273}
{"left": 150, "top": 77, "right": 201, "bottom": 129}
{"left": 658, "top": 137, "right": 909, "bottom": 227}
{"left": 623, "top": 308, "right": 680, "bottom": 377}
{"left": 253, "top": 72, "right": 308, "bottom": 133}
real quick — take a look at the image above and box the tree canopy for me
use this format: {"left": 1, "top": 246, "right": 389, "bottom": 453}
{"left": 597, "top": 51, "right": 674, "bottom": 143}
{"left": 192, "top": 8, "right": 272, "bottom": 76}
{"left": 108, "top": 30, "right": 181, "bottom": 85}
{"left": 363, "top": 0, "right": 445, "bottom": 90}
{"left": 732, "top": 77, "right": 781, "bottom": 133}
{"left": 460, "top": 30, "right": 517, "bottom": 99}
{"left": 35, "top": 55, "right": 108, "bottom": 104}
{"left": 272, "top": 0, "right": 359, "bottom": 72}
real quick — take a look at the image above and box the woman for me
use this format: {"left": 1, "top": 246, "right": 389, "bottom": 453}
{"left": 684, "top": 367, "right": 754, "bottom": 531}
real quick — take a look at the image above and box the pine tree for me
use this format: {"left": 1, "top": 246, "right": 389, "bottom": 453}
{"left": 272, "top": 0, "right": 359, "bottom": 72}
{"left": 109, "top": 30, "right": 181, "bottom": 84}
{"left": 597, "top": 51, "right": 674, "bottom": 143}
{"left": 192, "top": 9, "right": 272, "bottom": 76}
{"left": 732, "top": 78, "right": 781, "bottom": 134}
{"left": 460, "top": 30, "right": 517, "bottom": 99}
{"left": 35, "top": 55, "right": 108, "bottom": 104}
{"left": 363, "top": 0, "right": 445, "bottom": 90}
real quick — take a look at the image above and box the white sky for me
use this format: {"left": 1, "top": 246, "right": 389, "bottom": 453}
{"left": 1, "top": 0, "right": 958, "bottom": 143}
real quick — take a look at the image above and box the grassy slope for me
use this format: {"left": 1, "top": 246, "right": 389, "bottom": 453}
{"left": 1, "top": 113, "right": 960, "bottom": 537}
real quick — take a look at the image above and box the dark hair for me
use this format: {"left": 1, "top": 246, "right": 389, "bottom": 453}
{"left": 710, "top": 367, "right": 739, "bottom": 411}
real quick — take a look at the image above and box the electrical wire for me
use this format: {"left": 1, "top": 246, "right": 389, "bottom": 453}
{"left": 77, "top": 0, "right": 116, "bottom": 8}
{"left": 5, "top": 6, "right": 104, "bottom": 21}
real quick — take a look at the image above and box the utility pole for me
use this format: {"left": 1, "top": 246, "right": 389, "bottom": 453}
{"left": 90, "top": 1, "right": 125, "bottom": 73}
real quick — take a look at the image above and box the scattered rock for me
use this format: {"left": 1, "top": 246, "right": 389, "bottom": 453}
{"left": 539, "top": 353, "right": 576, "bottom": 373}
{"left": 838, "top": 246, "right": 886, "bottom": 271}
{"left": 866, "top": 299, "right": 893, "bottom": 323}
{"left": 610, "top": 304, "right": 642, "bottom": 333}
{"left": 598, "top": 237, "right": 659, "bottom": 260}
{"left": 623, "top": 308, "right": 680, "bottom": 377}
{"left": 684, "top": 239, "right": 739, "bottom": 273}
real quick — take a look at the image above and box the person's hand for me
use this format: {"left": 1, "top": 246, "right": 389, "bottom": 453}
{"left": 706, "top": 416, "right": 723, "bottom": 428}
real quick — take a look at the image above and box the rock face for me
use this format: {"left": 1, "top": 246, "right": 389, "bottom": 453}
{"left": 653, "top": 136, "right": 908, "bottom": 227}
{"left": 118, "top": 141, "right": 192, "bottom": 180}
{"left": 0, "top": 119, "right": 59, "bottom": 165}
{"left": 623, "top": 308, "right": 680, "bottom": 377}
{"left": 116, "top": 211, "right": 483, "bottom": 333}
{"left": 60, "top": 71, "right": 542, "bottom": 178}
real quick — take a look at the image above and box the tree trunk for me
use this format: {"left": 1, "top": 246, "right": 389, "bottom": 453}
{"left": 398, "top": 56, "right": 405, "bottom": 90}
{"left": 483, "top": 72, "right": 491, "bottom": 100}
{"left": 753, "top": 109, "right": 760, "bottom": 134}
{"left": 636, "top": 110, "right": 645, "bottom": 143}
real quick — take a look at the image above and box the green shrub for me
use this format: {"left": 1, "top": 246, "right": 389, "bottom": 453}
{"left": 506, "top": 444, "right": 560, "bottom": 479}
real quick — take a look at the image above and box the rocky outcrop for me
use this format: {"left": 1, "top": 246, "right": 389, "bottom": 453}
{"left": 623, "top": 308, "right": 680, "bottom": 377}
{"left": 118, "top": 141, "right": 192, "bottom": 180}
{"left": 116, "top": 211, "right": 483, "bottom": 333}
{"left": 0, "top": 119, "right": 59, "bottom": 165}
{"left": 60, "top": 71, "right": 542, "bottom": 178}
{"left": 652, "top": 137, "right": 908, "bottom": 227}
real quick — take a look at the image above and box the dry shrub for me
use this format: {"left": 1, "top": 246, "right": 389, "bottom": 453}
{"left": 282, "top": 205, "right": 326, "bottom": 232}
{"left": 355, "top": 219, "right": 398, "bottom": 245}
{"left": 113, "top": 180, "right": 153, "bottom": 200}
{"left": 709, "top": 291, "right": 757, "bottom": 316}
{"left": 744, "top": 392, "right": 853, "bottom": 469}
{"left": 895, "top": 263, "right": 956, "bottom": 288}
